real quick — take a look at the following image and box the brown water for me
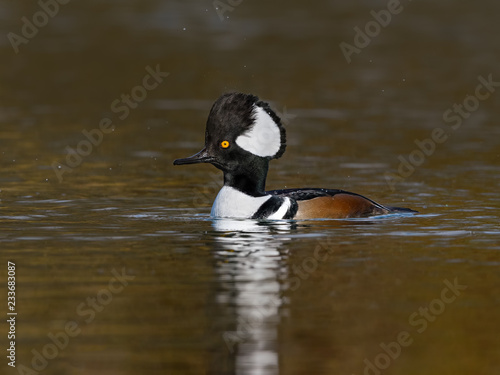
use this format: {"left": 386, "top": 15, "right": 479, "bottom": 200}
{"left": 1, "top": 1, "right": 499, "bottom": 374}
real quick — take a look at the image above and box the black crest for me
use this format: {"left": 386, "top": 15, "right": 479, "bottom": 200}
{"left": 206, "top": 92, "right": 287, "bottom": 160}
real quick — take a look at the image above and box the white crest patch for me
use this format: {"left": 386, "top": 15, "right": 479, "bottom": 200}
{"left": 235, "top": 105, "right": 281, "bottom": 157}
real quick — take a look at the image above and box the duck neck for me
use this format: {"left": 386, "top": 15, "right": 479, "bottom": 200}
{"left": 223, "top": 164, "right": 269, "bottom": 197}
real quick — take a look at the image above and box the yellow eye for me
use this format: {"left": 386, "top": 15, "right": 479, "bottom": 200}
{"left": 221, "top": 141, "right": 230, "bottom": 148}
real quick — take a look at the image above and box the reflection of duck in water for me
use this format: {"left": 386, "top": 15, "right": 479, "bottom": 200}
{"left": 211, "top": 217, "right": 296, "bottom": 232}
{"left": 174, "top": 92, "right": 416, "bottom": 219}
{"left": 209, "top": 222, "right": 291, "bottom": 375}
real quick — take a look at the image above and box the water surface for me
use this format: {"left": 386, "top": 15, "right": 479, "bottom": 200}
{"left": 1, "top": 1, "right": 499, "bottom": 374}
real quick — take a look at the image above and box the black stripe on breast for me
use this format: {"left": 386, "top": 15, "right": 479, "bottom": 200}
{"left": 249, "top": 197, "right": 278, "bottom": 219}
{"left": 251, "top": 197, "right": 284, "bottom": 219}
{"left": 251, "top": 197, "right": 299, "bottom": 220}
{"left": 283, "top": 199, "right": 298, "bottom": 219}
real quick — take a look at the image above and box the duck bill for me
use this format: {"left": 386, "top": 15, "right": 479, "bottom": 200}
{"left": 173, "top": 148, "right": 214, "bottom": 165}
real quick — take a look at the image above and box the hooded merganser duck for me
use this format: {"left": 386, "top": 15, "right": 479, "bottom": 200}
{"left": 173, "top": 92, "right": 416, "bottom": 220}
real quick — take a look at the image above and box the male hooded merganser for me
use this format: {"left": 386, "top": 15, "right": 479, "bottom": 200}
{"left": 173, "top": 92, "right": 416, "bottom": 219}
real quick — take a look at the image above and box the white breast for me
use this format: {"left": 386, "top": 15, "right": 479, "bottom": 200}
{"left": 211, "top": 186, "right": 271, "bottom": 219}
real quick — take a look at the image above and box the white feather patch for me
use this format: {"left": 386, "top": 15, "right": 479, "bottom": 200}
{"left": 235, "top": 105, "right": 281, "bottom": 157}
{"left": 267, "top": 198, "right": 292, "bottom": 220}
{"left": 211, "top": 186, "right": 271, "bottom": 218}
